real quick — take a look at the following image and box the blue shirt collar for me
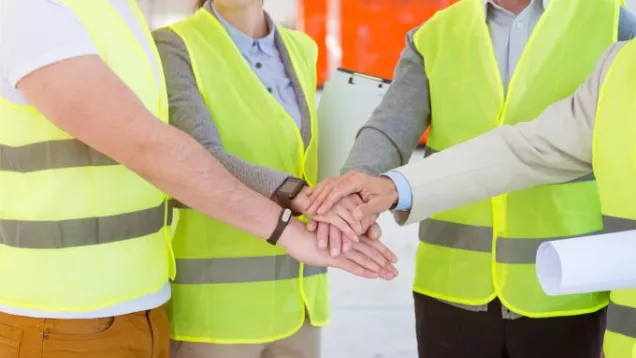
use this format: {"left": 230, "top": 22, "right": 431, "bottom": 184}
{"left": 207, "top": 1, "right": 277, "bottom": 57}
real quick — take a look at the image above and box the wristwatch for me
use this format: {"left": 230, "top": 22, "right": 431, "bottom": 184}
{"left": 267, "top": 208, "right": 293, "bottom": 246}
{"left": 275, "top": 177, "right": 307, "bottom": 215}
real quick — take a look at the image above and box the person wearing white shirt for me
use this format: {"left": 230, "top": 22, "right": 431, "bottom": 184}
{"left": 0, "top": 0, "right": 395, "bottom": 356}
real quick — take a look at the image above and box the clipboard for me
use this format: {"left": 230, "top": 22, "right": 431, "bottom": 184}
{"left": 317, "top": 69, "right": 391, "bottom": 181}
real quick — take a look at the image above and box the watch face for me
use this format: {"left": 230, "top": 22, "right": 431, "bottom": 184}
{"left": 280, "top": 179, "right": 302, "bottom": 195}
{"left": 282, "top": 209, "right": 293, "bottom": 222}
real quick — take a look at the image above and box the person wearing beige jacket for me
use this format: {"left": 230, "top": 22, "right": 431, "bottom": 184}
{"left": 309, "top": 40, "right": 636, "bottom": 358}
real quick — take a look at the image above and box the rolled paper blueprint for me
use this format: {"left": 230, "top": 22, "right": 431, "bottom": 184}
{"left": 536, "top": 229, "right": 636, "bottom": 296}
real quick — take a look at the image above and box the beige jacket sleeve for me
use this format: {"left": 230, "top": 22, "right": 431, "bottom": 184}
{"left": 394, "top": 41, "right": 628, "bottom": 226}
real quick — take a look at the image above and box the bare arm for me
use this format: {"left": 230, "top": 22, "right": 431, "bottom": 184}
{"left": 17, "top": 55, "right": 402, "bottom": 279}
{"left": 18, "top": 55, "right": 284, "bottom": 239}
{"left": 394, "top": 42, "right": 625, "bottom": 225}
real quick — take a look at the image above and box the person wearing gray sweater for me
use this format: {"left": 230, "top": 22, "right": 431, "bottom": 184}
{"left": 153, "top": 1, "right": 393, "bottom": 358}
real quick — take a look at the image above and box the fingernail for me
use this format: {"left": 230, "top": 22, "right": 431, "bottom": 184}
{"left": 318, "top": 241, "right": 327, "bottom": 249}
{"left": 331, "top": 249, "right": 339, "bottom": 257}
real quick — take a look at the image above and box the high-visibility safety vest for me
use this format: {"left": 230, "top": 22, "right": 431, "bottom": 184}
{"left": 0, "top": 0, "right": 173, "bottom": 312}
{"left": 412, "top": 0, "right": 620, "bottom": 317}
{"left": 593, "top": 40, "right": 636, "bottom": 358}
{"left": 167, "top": 9, "right": 328, "bottom": 344}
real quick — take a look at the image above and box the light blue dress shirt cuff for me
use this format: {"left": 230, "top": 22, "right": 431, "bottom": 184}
{"left": 382, "top": 171, "right": 413, "bottom": 211}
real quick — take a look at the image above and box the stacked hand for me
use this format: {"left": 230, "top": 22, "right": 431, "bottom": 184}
{"left": 282, "top": 173, "right": 401, "bottom": 280}
{"left": 280, "top": 219, "right": 397, "bottom": 281}
{"left": 306, "top": 172, "right": 399, "bottom": 221}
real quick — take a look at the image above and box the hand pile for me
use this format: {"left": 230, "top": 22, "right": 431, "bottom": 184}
{"left": 280, "top": 172, "right": 402, "bottom": 282}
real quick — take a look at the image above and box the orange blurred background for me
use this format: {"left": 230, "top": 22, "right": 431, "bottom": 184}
{"left": 301, "top": 0, "right": 457, "bottom": 144}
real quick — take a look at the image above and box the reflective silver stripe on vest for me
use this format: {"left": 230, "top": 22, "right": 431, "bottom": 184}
{"left": 602, "top": 216, "right": 636, "bottom": 233}
{"left": 0, "top": 202, "right": 169, "bottom": 249}
{"left": 420, "top": 216, "right": 636, "bottom": 265}
{"left": 0, "top": 139, "right": 117, "bottom": 173}
{"left": 496, "top": 236, "right": 572, "bottom": 264}
{"left": 607, "top": 302, "right": 636, "bottom": 338}
{"left": 174, "top": 255, "right": 327, "bottom": 284}
{"left": 565, "top": 173, "right": 595, "bottom": 183}
{"left": 419, "top": 219, "right": 492, "bottom": 253}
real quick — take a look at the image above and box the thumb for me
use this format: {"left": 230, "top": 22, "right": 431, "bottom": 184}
{"left": 367, "top": 223, "right": 383, "bottom": 241}
{"left": 354, "top": 198, "right": 391, "bottom": 220}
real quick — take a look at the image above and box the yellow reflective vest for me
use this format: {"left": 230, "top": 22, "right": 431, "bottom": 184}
{"left": 167, "top": 9, "right": 328, "bottom": 344}
{"left": 0, "top": 0, "right": 173, "bottom": 311}
{"left": 412, "top": 0, "right": 619, "bottom": 317}
{"left": 593, "top": 40, "right": 636, "bottom": 358}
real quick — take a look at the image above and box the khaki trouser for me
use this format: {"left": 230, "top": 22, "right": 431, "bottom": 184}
{"left": 0, "top": 306, "right": 170, "bottom": 358}
{"left": 171, "top": 320, "right": 321, "bottom": 358}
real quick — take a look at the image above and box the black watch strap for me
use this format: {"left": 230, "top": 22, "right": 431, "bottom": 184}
{"left": 267, "top": 208, "right": 293, "bottom": 246}
{"left": 275, "top": 178, "right": 307, "bottom": 215}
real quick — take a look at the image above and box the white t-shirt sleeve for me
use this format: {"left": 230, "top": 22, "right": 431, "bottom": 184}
{"left": 0, "top": 0, "right": 98, "bottom": 88}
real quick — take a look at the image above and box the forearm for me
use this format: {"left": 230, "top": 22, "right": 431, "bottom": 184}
{"left": 343, "top": 129, "right": 405, "bottom": 175}
{"left": 129, "top": 122, "right": 282, "bottom": 238}
{"left": 343, "top": 29, "right": 430, "bottom": 175}
{"left": 395, "top": 121, "right": 594, "bottom": 223}
{"left": 394, "top": 43, "right": 626, "bottom": 225}
{"left": 19, "top": 56, "right": 282, "bottom": 240}
{"left": 214, "top": 151, "right": 291, "bottom": 197}
{"left": 155, "top": 28, "right": 291, "bottom": 198}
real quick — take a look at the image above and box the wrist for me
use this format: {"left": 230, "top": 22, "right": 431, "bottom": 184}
{"left": 274, "top": 177, "right": 307, "bottom": 215}
{"left": 290, "top": 186, "right": 311, "bottom": 214}
{"left": 277, "top": 218, "right": 302, "bottom": 249}
{"left": 381, "top": 176, "right": 399, "bottom": 209}
{"left": 267, "top": 208, "right": 293, "bottom": 246}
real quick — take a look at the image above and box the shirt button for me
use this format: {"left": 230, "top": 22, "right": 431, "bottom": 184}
{"left": 516, "top": 22, "right": 524, "bottom": 29}
{"left": 267, "top": 87, "right": 273, "bottom": 93}
{"left": 255, "top": 62, "right": 263, "bottom": 69}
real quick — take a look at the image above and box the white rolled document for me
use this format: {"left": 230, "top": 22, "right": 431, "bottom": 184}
{"left": 536, "top": 230, "right": 636, "bottom": 296}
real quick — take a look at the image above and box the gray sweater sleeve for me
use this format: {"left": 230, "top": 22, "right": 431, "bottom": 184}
{"left": 394, "top": 42, "right": 623, "bottom": 226}
{"left": 343, "top": 9, "right": 636, "bottom": 178}
{"left": 152, "top": 29, "right": 290, "bottom": 198}
{"left": 341, "top": 28, "right": 430, "bottom": 175}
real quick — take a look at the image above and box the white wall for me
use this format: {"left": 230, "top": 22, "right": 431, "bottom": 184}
{"left": 138, "top": 0, "right": 298, "bottom": 29}
{"left": 139, "top": 0, "right": 636, "bottom": 29}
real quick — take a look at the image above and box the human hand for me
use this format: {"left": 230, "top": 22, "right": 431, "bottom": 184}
{"left": 291, "top": 188, "right": 366, "bottom": 243}
{"left": 279, "top": 219, "right": 398, "bottom": 280}
{"left": 306, "top": 194, "right": 382, "bottom": 256}
{"left": 306, "top": 172, "right": 399, "bottom": 221}
{"left": 307, "top": 220, "right": 383, "bottom": 257}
